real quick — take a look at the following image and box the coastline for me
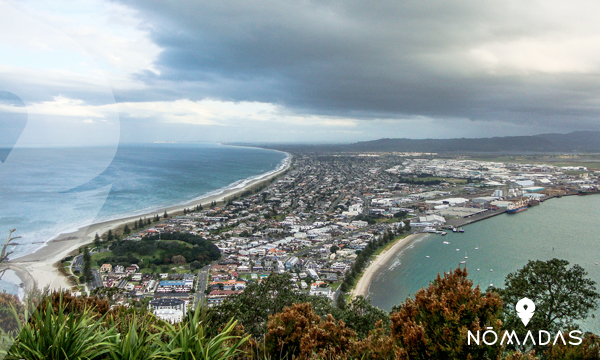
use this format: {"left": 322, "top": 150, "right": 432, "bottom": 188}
{"left": 352, "top": 233, "right": 427, "bottom": 298}
{"left": 6, "top": 152, "right": 292, "bottom": 292}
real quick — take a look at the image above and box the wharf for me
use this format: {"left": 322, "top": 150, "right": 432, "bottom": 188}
{"left": 443, "top": 208, "right": 507, "bottom": 228}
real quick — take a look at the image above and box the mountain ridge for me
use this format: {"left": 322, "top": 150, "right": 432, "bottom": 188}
{"left": 253, "top": 131, "right": 600, "bottom": 153}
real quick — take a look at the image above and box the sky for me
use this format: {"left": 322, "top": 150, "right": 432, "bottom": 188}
{"left": 2, "top": 0, "right": 600, "bottom": 146}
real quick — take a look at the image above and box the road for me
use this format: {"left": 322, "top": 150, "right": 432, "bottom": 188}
{"left": 193, "top": 264, "right": 211, "bottom": 307}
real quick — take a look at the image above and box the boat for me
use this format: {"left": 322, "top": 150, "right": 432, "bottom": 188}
{"left": 507, "top": 198, "right": 529, "bottom": 214}
{"left": 464, "top": 252, "right": 468, "bottom": 259}
{"left": 456, "top": 248, "right": 460, "bottom": 252}
{"left": 460, "top": 261, "right": 466, "bottom": 264}
{"left": 490, "top": 269, "right": 493, "bottom": 272}
{"left": 443, "top": 241, "right": 450, "bottom": 245}
{"left": 452, "top": 227, "right": 458, "bottom": 233}
{"left": 475, "top": 244, "right": 479, "bottom": 250}
{"left": 476, "top": 268, "right": 480, "bottom": 271}
{"left": 458, "top": 228, "right": 465, "bottom": 233}
{"left": 426, "top": 255, "right": 430, "bottom": 258}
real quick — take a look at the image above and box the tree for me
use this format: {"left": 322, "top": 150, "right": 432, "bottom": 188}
{"left": 336, "top": 296, "right": 390, "bottom": 339}
{"left": 495, "top": 258, "right": 600, "bottom": 352}
{"left": 171, "top": 255, "right": 186, "bottom": 265}
{"left": 190, "top": 260, "right": 202, "bottom": 270}
{"left": 123, "top": 224, "right": 131, "bottom": 235}
{"left": 93, "top": 233, "right": 101, "bottom": 249}
{"left": 207, "top": 273, "right": 333, "bottom": 338}
{"left": 106, "top": 229, "right": 114, "bottom": 242}
{"left": 163, "top": 210, "right": 168, "bottom": 219}
{"left": 264, "top": 303, "right": 356, "bottom": 360}
{"left": 82, "top": 247, "right": 93, "bottom": 283}
{"left": 330, "top": 245, "right": 339, "bottom": 254}
{"left": 0, "top": 229, "right": 20, "bottom": 279}
{"left": 394, "top": 211, "right": 407, "bottom": 218}
{"left": 390, "top": 267, "right": 504, "bottom": 360}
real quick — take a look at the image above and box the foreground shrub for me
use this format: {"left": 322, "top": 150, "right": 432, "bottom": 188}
{"left": 6, "top": 295, "right": 115, "bottom": 360}
{"left": 545, "top": 332, "right": 600, "bottom": 359}
{"left": 265, "top": 302, "right": 356, "bottom": 360}
{"left": 390, "top": 267, "right": 504, "bottom": 360}
{"left": 164, "top": 303, "right": 249, "bottom": 360}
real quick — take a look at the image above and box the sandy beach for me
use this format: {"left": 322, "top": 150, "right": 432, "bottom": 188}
{"left": 6, "top": 153, "right": 292, "bottom": 292}
{"left": 352, "top": 233, "right": 426, "bottom": 298}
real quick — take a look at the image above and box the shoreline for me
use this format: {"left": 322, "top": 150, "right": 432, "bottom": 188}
{"left": 6, "top": 152, "right": 292, "bottom": 292}
{"left": 350, "top": 194, "right": 582, "bottom": 303}
{"left": 352, "top": 233, "right": 427, "bottom": 298}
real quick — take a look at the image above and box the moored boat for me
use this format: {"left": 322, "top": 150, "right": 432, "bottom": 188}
{"left": 507, "top": 198, "right": 529, "bottom": 214}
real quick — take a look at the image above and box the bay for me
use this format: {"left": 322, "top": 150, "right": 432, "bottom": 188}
{"left": 368, "top": 195, "right": 600, "bottom": 332}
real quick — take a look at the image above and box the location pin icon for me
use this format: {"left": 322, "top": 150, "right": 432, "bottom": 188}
{"left": 516, "top": 298, "right": 535, "bottom": 326}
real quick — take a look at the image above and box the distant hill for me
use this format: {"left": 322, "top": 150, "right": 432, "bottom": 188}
{"left": 253, "top": 131, "right": 600, "bottom": 153}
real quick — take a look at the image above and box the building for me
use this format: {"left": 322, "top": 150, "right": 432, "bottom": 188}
{"left": 206, "top": 290, "right": 242, "bottom": 307}
{"left": 149, "top": 298, "right": 186, "bottom": 323}
{"left": 285, "top": 256, "right": 299, "bottom": 270}
{"left": 309, "top": 282, "right": 334, "bottom": 300}
{"left": 99, "top": 264, "right": 112, "bottom": 273}
{"left": 154, "top": 309, "right": 184, "bottom": 323}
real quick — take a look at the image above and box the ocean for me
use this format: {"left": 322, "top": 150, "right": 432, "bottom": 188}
{"left": 368, "top": 195, "right": 600, "bottom": 332}
{"left": 0, "top": 143, "right": 287, "bottom": 262}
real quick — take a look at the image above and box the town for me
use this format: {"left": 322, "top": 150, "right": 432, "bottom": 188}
{"left": 65, "top": 152, "right": 599, "bottom": 323}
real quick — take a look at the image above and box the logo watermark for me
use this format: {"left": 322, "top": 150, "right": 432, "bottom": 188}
{"left": 467, "top": 298, "right": 583, "bottom": 346}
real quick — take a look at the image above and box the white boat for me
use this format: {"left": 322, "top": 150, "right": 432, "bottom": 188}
{"left": 456, "top": 248, "right": 460, "bottom": 251}
{"left": 452, "top": 227, "right": 457, "bottom": 233}
{"left": 476, "top": 268, "right": 480, "bottom": 271}
{"left": 460, "top": 260, "right": 466, "bottom": 264}
{"left": 464, "top": 252, "right": 468, "bottom": 259}
{"left": 458, "top": 228, "right": 465, "bottom": 233}
{"left": 490, "top": 269, "right": 493, "bottom": 272}
{"left": 443, "top": 241, "right": 450, "bottom": 245}
{"left": 425, "top": 255, "right": 430, "bottom": 258}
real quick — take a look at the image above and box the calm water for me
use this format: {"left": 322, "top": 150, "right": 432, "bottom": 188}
{"left": 0, "top": 143, "right": 287, "bottom": 259}
{"left": 368, "top": 195, "right": 600, "bottom": 331}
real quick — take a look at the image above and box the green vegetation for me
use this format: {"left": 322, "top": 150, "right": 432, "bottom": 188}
{"left": 0, "top": 259, "right": 598, "bottom": 359}
{"left": 337, "top": 224, "right": 410, "bottom": 302}
{"left": 465, "top": 154, "right": 600, "bottom": 170}
{"left": 496, "top": 258, "right": 600, "bottom": 354}
{"left": 96, "top": 232, "right": 220, "bottom": 270}
{"left": 398, "top": 175, "right": 473, "bottom": 185}
{"left": 82, "top": 247, "right": 93, "bottom": 283}
{"left": 1, "top": 293, "right": 247, "bottom": 360}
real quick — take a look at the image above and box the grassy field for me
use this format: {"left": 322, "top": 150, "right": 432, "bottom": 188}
{"left": 464, "top": 154, "right": 600, "bottom": 170}
{"left": 91, "top": 239, "right": 195, "bottom": 274}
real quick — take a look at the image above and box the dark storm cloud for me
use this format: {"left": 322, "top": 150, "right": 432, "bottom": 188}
{"left": 117, "top": 0, "right": 600, "bottom": 129}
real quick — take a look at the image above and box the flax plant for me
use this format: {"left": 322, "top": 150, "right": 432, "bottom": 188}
{"left": 5, "top": 296, "right": 115, "bottom": 360}
{"left": 107, "top": 313, "right": 176, "bottom": 360}
{"left": 164, "top": 305, "right": 249, "bottom": 360}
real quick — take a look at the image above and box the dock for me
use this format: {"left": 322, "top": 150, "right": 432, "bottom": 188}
{"left": 443, "top": 208, "right": 507, "bottom": 228}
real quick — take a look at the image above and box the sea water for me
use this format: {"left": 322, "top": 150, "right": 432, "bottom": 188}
{"left": 0, "top": 143, "right": 287, "bottom": 260}
{"left": 368, "top": 195, "right": 600, "bottom": 332}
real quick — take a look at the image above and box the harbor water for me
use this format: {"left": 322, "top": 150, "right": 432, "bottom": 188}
{"left": 368, "top": 195, "right": 600, "bottom": 332}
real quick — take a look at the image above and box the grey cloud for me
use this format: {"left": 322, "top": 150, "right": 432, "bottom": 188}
{"left": 116, "top": 0, "right": 600, "bottom": 130}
